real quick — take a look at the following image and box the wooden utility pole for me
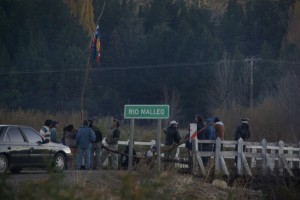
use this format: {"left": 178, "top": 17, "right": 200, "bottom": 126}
{"left": 80, "top": 1, "right": 106, "bottom": 123}
{"left": 245, "top": 57, "right": 260, "bottom": 109}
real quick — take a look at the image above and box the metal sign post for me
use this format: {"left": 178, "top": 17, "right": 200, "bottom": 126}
{"left": 128, "top": 119, "right": 134, "bottom": 172}
{"left": 124, "top": 104, "right": 169, "bottom": 173}
{"left": 157, "top": 119, "right": 162, "bottom": 172}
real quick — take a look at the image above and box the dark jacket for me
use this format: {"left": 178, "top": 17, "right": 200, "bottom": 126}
{"left": 164, "top": 125, "right": 181, "bottom": 145}
{"left": 201, "top": 124, "right": 215, "bottom": 151}
{"left": 65, "top": 130, "right": 77, "bottom": 148}
{"left": 205, "top": 125, "right": 216, "bottom": 140}
{"left": 105, "top": 128, "right": 120, "bottom": 145}
{"left": 196, "top": 122, "right": 205, "bottom": 140}
{"left": 121, "top": 145, "right": 137, "bottom": 169}
{"left": 91, "top": 125, "right": 103, "bottom": 143}
{"left": 234, "top": 123, "right": 251, "bottom": 141}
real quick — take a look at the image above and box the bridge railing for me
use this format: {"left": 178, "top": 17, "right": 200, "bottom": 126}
{"left": 193, "top": 138, "right": 300, "bottom": 177}
{"left": 115, "top": 138, "right": 299, "bottom": 176}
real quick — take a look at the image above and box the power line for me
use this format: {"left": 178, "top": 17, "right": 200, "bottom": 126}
{"left": 0, "top": 59, "right": 299, "bottom": 75}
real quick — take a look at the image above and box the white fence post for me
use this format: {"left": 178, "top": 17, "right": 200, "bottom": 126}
{"left": 270, "top": 149, "right": 275, "bottom": 171}
{"left": 251, "top": 148, "right": 257, "bottom": 168}
{"left": 215, "top": 137, "right": 221, "bottom": 174}
{"left": 237, "top": 138, "right": 243, "bottom": 175}
{"left": 278, "top": 140, "right": 284, "bottom": 175}
{"left": 192, "top": 138, "right": 198, "bottom": 175}
{"left": 288, "top": 147, "right": 293, "bottom": 169}
{"left": 261, "top": 139, "right": 267, "bottom": 175}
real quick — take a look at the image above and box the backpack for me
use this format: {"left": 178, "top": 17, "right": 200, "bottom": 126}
{"left": 240, "top": 123, "right": 250, "bottom": 140}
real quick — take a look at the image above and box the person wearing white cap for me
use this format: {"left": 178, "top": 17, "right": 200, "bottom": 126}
{"left": 234, "top": 117, "right": 251, "bottom": 164}
{"left": 234, "top": 118, "right": 251, "bottom": 141}
{"left": 163, "top": 120, "right": 181, "bottom": 170}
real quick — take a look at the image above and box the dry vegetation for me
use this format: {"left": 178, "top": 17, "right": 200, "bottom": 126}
{"left": 1, "top": 169, "right": 265, "bottom": 200}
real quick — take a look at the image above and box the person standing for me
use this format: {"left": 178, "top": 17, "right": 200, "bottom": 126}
{"left": 202, "top": 118, "right": 216, "bottom": 166}
{"left": 164, "top": 120, "right": 181, "bottom": 170}
{"left": 40, "top": 119, "right": 52, "bottom": 140}
{"left": 76, "top": 120, "right": 96, "bottom": 170}
{"left": 100, "top": 119, "right": 121, "bottom": 170}
{"left": 234, "top": 118, "right": 251, "bottom": 141}
{"left": 50, "top": 120, "right": 60, "bottom": 143}
{"left": 65, "top": 124, "right": 77, "bottom": 169}
{"left": 145, "top": 143, "right": 157, "bottom": 168}
{"left": 213, "top": 117, "right": 225, "bottom": 140}
{"left": 89, "top": 119, "right": 103, "bottom": 170}
{"left": 234, "top": 118, "right": 251, "bottom": 164}
{"left": 195, "top": 115, "right": 206, "bottom": 151}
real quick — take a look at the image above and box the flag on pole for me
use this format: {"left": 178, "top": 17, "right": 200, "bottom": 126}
{"left": 92, "top": 25, "right": 101, "bottom": 64}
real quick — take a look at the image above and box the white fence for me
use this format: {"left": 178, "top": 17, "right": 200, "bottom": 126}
{"left": 116, "top": 138, "right": 300, "bottom": 176}
{"left": 194, "top": 138, "right": 300, "bottom": 176}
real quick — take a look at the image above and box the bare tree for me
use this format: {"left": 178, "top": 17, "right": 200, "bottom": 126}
{"left": 162, "top": 86, "right": 182, "bottom": 127}
{"left": 277, "top": 72, "right": 300, "bottom": 141}
{"left": 212, "top": 52, "right": 234, "bottom": 108}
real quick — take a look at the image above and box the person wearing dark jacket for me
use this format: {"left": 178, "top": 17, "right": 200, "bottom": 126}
{"left": 195, "top": 114, "right": 206, "bottom": 151}
{"left": 64, "top": 124, "right": 77, "bottom": 169}
{"left": 120, "top": 140, "right": 138, "bottom": 170}
{"left": 164, "top": 120, "right": 181, "bottom": 170}
{"left": 234, "top": 118, "right": 251, "bottom": 141}
{"left": 100, "top": 119, "right": 121, "bottom": 170}
{"left": 89, "top": 120, "right": 103, "bottom": 170}
{"left": 76, "top": 120, "right": 96, "bottom": 170}
{"left": 50, "top": 120, "right": 60, "bottom": 143}
{"left": 202, "top": 118, "right": 216, "bottom": 166}
{"left": 234, "top": 118, "right": 251, "bottom": 164}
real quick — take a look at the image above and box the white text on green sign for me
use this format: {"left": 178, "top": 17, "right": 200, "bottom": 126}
{"left": 124, "top": 105, "right": 169, "bottom": 119}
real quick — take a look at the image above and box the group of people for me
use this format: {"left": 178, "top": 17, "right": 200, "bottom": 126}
{"left": 39, "top": 118, "right": 121, "bottom": 170}
{"left": 162, "top": 114, "right": 251, "bottom": 168}
{"left": 40, "top": 119, "right": 60, "bottom": 143}
{"left": 39, "top": 114, "right": 251, "bottom": 171}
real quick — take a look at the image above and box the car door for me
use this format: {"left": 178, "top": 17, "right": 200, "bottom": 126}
{"left": 4, "top": 126, "right": 30, "bottom": 166}
{"left": 21, "top": 127, "right": 51, "bottom": 166}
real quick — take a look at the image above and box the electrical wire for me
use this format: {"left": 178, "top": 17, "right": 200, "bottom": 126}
{"left": 0, "top": 59, "right": 299, "bottom": 75}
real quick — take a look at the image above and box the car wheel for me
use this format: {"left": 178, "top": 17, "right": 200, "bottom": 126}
{"left": 0, "top": 154, "right": 9, "bottom": 173}
{"left": 54, "top": 153, "right": 66, "bottom": 171}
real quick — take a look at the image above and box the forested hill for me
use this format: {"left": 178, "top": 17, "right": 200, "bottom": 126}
{"left": 0, "top": 0, "right": 299, "bottom": 122}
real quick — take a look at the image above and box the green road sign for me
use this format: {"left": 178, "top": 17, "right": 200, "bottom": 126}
{"left": 124, "top": 105, "right": 169, "bottom": 119}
